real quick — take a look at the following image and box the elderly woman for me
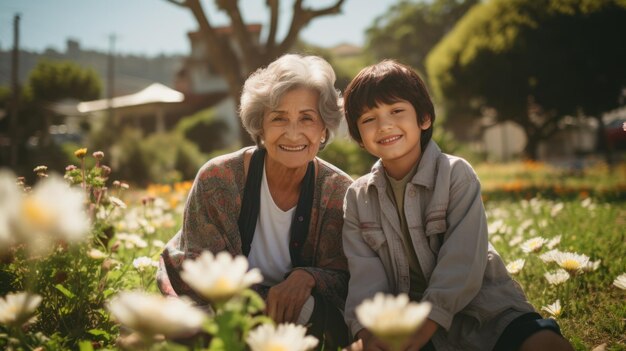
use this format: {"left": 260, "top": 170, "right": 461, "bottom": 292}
{"left": 157, "top": 54, "right": 353, "bottom": 347}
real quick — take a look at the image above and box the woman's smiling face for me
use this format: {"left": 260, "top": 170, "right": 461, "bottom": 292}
{"left": 261, "top": 87, "right": 326, "bottom": 170}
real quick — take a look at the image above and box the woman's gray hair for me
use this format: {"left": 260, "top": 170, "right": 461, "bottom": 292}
{"left": 239, "top": 54, "right": 343, "bottom": 149}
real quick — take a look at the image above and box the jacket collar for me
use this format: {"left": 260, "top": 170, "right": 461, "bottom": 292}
{"left": 366, "top": 140, "right": 441, "bottom": 191}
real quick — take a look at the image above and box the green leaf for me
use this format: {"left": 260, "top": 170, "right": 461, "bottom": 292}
{"left": 87, "top": 328, "right": 110, "bottom": 341}
{"left": 55, "top": 284, "right": 76, "bottom": 299}
{"left": 78, "top": 340, "right": 94, "bottom": 351}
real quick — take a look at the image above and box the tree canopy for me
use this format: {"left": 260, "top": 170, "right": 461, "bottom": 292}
{"left": 365, "top": 0, "right": 478, "bottom": 73}
{"left": 427, "top": 0, "right": 626, "bottom": 158}
{"left": 28, "top": 60, "right": 101, "bottom": 102}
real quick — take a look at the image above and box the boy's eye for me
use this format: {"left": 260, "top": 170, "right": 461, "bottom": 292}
{"left": 360, "top": 116, "right": 374, "bottom": 124}
{"left": 391, "top": 108, "right": 404, "bottom": 114}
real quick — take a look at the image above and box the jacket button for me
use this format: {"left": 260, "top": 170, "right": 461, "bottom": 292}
{"left": 408, "top": 188, "right": 417, "bottom": 197}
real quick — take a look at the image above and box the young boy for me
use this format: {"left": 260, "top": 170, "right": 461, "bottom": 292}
{"left": 341, "top": 60, "right": 574, "bottom": 351}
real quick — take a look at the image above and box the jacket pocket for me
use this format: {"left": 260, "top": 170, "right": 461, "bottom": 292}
{"left": 424, "top": 218, "right": 446, "bottom": 255}
{"left": 361, "top": 228, "right": 387, "bottom": 253}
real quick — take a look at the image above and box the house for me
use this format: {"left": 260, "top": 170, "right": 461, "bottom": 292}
{"left": 174, "top": 24, "right": 264, "bottom": 143}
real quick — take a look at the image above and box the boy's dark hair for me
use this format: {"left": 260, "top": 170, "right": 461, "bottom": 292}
{"left": 343, "top": 60, "right": 435, "bottom": 149}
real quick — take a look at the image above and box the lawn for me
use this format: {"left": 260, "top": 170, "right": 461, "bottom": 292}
{"left": 1, "top": 153, "right": 625, "bottom": 350}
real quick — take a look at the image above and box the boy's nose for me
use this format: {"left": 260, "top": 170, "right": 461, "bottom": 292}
{"left": 378, "top": 116, "right": 394, "bottom": 130}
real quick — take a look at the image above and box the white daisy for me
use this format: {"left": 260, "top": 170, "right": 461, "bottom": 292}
{"left": 544, "top": 269, "right": 570, "bottom": 285}
{"left": 550, "top": 203, "right": 564, "bottom": 217}
{"left": 539, "top": 249, "right": 562, "bottom": 263}
{"left": 88, "top": 248, "right": 107, "bottom": 260}
{"left": 246, "top": 323, "right": 318, "bottom": 351}
{"left": 554, "top": 252, "right": 590, "bottom": 274}
{"left": 107, "top": 291, "right": 205, "bottom": 338}
{"left": 541, "top": 299, "right": 562, "bottom": 318}
{"left": 15, "top": 175, "right": 90, "bottom": 255}
{"left": 181, "top": 251, "right": 263, "bottom": 303}
{"left": 546, "top": 235, "right": 562, "bottom": 250}
{"left": 132, "top": 256, "right": 158, "bottom": 272}
{"left": 582, "top": 259, "right": 601, "bottom": 273}
{"left": 613, "top": 273, "right": 626, "bottom": 290}
{"left": 0, "top": 292, "right": 42, "bottom": 327}
{"left": 355, "top": 293, "right": 431, "bottom": 350}
{"left": 0, "top": 171, "right": 20, "bottom": 253}
{"left": 506, "top": 259, "right": 525, "bottom": 275}
{"left": 521, "top": 237, "right": 546, "bottom": 253}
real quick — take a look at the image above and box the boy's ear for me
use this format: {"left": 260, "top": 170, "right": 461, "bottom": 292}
{"left": 420, "top": 114, "right": 433, "bottom": 130}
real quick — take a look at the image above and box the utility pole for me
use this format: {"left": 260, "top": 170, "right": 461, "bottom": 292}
{"left": 9, "top": 14, "right": 21, "bottom": 168}
{"left": 107, "top": 34, "right": 116, "bottom": 126}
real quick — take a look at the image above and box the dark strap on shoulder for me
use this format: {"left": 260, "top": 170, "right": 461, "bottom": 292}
{"left": 238, "top": 147, "right": 316, "bottom": 268}
{"left": 239, "top": 148, "right": 265, "bottom": 256}
{"left": 289, "top": 159, "right": 315, "bottom": 267}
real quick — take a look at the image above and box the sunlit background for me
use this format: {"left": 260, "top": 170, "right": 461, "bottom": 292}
{"left": 0, "top": 1, "right": 625, "bottom": 350}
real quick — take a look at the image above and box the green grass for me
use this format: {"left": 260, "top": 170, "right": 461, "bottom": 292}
{"left": 485, "top": 197, "right": 626, "bottom": 350}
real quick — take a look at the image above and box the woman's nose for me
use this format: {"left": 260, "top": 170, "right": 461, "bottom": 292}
{"left": 284, "top": 121, "right": 300, "bottom": 138}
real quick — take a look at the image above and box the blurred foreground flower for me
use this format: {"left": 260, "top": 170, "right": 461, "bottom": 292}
{"left": 546, "top": 235, "right": 561, "bottom": 250}
{"left": 246, "top": 323, "right": 318, "bottom": 351}
{"left": 0, "top": 172, "right": 20, "bottom": 253}
{"left": 506, "top": 259, "right": 525, "bottom": 275}
{"left": 107, "top": 291, "right": 205, "bottom": 339}
{"left": 181, "top": 251, "right": 262, "bottom": 304}
{"left": 0, "top": 292, "right": 42, "bottom": 327}
{"left": 544, "top": 269, "right": 570, "bottom": 285}
{"left": 541, "top": 299, "right": 562, "bottom": 318}
{"left": 0, "top": 172, "right": 90, "bottom": 256}
{"left": 613, "top": 273, "right": 626, "bottom": 290}
{"left": 18, "top": 175, "right": 90, "bottom": 255}
{"left": 355, "top": 293, "right": 431, "bottom": 351}
{"left": 88, "top": 248, "right": 107, "bottom": 260}
{"left": 132, "top": 256, "right": 158, "bottom": 271}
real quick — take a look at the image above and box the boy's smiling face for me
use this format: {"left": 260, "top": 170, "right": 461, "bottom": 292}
{"left": 357, "top": 99, "right": 431, "bottom": 179}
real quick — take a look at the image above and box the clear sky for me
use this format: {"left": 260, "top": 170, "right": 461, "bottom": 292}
{"left": 0, "top": 0, "right": 400, "bottom": 56}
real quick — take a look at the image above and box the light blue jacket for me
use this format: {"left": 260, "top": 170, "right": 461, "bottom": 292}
{"left": 342, "top": 140, "right": 535, "bottom": 350}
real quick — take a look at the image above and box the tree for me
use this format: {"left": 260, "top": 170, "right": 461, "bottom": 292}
{"left": 0, "top": 60, "right": 101, "bottom": 174}
{"left": 165, "top": 0, "right": 346, "bottom": 145}
{"left": 29, "top": 60, "right": 101, "bottom": 103}
{"left": 365, "top": 0, "right": 478, "bottom": 74}
{"left": 427, "top": 0, "right": 626, "bottom": 159}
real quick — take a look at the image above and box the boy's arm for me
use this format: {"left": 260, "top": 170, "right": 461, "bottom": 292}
{"left": 342, "top": 186, "right": 392, "bottom": 338}
{"left": 421, "top": 163, "right": 488, "bottom": 331}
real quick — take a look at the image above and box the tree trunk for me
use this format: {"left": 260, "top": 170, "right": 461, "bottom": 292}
{"left": 593, "top": 115, "right": 613, "bottom": 167}
{"left": 523, "top": 134, "right": 540, "bottom": 160}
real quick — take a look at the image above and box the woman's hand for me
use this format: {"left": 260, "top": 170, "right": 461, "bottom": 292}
{"left": 401, "top": 319, "right": 439, "bottom": 351}
{"left": 357, "top": 329, "right": 390, "bottom": 351}
{"left": 266, "top": 269, "right": 315, "bottom": 323}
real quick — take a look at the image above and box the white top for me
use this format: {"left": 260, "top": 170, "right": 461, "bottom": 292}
{"left": 248, "top": 165, "right": 295, "bottom": 286}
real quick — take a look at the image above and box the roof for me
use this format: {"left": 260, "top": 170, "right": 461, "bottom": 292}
{"left": 77, "top": 83, "right": 184, "bottom": 113}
